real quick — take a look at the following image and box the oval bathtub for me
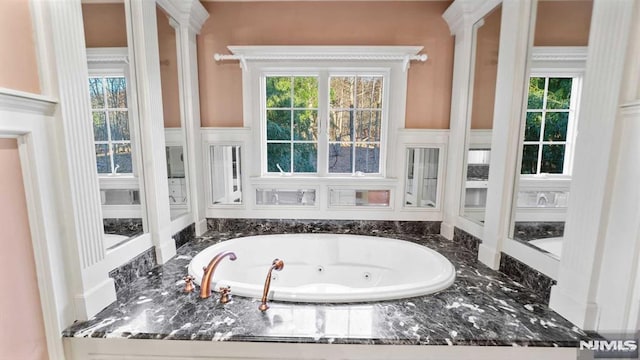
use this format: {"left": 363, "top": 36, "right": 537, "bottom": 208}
{"left": 188, "top": 234, "right": 456, "bottom": 303}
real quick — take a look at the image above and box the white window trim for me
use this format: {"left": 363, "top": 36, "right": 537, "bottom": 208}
{"left": 87, "top": 47, "right": 143, "bottom": 189}
{"left": 520, "top": 46, "right": 587, "bottom": 179}
{"left": 233, "top": 46, "right": 422, "bottom": 181}
{"left": 260, "top": 69, "right": 390, "bottom": 177}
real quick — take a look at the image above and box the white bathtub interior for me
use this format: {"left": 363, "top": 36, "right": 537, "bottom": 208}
{"left": 188, "top": 234, "right": 456, "bottom": 303}
{"left": 529, "top": 237, "right": 563, "bottom": 259}
{"left": 104, "top": 234, "right": 130, "bottom": 250}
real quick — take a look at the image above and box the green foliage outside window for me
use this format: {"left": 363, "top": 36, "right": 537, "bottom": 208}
{"left": 521, "top": 77, "right": 572, "bottom": 175}
{"left": 266, "top": 76, "right": 318, "bottom": 173}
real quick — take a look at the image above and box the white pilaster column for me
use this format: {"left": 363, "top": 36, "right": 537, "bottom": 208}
{"left": 127, "top": 0, "right": 176, "bottom": 263}
{"left": 479, "top": 0, "right": 533, "bottom": 269}
{"left": 42, "top": 0, "right": 116, "bottom": 319}
{"left": 441, "top": 13, "right": 471, "bottom": 239}
{"left": 176, "top": 1, "right": 209, "bottom": 236}
{"left": 441, "top": 1, "right": 487, "bottom": 240}
{"left": 549, "top": 0, "right": 635, "bottom": 330}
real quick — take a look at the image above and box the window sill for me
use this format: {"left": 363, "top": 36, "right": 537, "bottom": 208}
{"left": 250, "top": 176, "right": 398, "bottom": 185}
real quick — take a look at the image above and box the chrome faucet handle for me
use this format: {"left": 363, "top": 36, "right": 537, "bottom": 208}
{"left": 219, "top": 286, "right": 231, "bottom": 304}
{"left": 183, "top": 275, "right": 195, "bottom": 293}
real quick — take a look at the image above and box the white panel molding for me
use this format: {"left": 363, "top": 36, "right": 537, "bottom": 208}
{"left": 128, "top": 0, "right": 176, "bottom": 263}
{"left": 480, "top": 0, "right": 534, "bottom": 270}
{"left": 549, "top": 0, "right": 636, "bottom": 330}
{"left": 0, "top": 91, "right": 67, "bottom": 360}
{"left": 201, "top": 127, "right": 449, "bottom": 221}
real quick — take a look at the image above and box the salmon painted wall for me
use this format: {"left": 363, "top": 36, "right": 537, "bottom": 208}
{"left": 469, "top": 0, "right": 592, "bottom": 130}
{"left": 197, "top": 1, "right": 454, "bottom": 129}
{"left": 0, "top": 0, "right": 40, "bottom": 93}
{"left": 0, "top": 139, "right": 48, "bottom": 360}
{"left": 157, "top": 7, "right": 182, "bottom": 128}
{"left": 0, "top": 2, "right": 47, "bottom": 359}
{"left": 82, "top": 3, "right": 128, "bottom": 48}
{"left": 534, "top": 0, "right": 592, "bottom": 46}
{"left": 470, "top": 5, "right": 501, "bottom": 130}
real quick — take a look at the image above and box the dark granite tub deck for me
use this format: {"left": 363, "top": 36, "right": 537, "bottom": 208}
{"left": 64, "top": 225, "right": 592, "bottom": 347}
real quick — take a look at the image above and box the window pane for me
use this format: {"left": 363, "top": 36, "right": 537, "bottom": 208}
{"left": 293, "top": 77, "right": 318, "bottom": 108}
{"left": 528, "top": 77, "right": 545, "bottom": 109}
{"left": 109, "top": 111, "right": 130, "bottom": 141}
{"left": 266, "top": 77, "right": 291, "bottom": 108}
{"left": 92, "top": 111, "right": 108, "bottom": 141}
{"left": 293, "top": 110, "right": 317, "bottom": 141}
{"left": 113, "top": 143, "right": 132, "bottom": 173}
{"left": 355, "top": 143, "right": 380, "bottom": 173}
{"left": 355, "top": 110, "right": 381, "bottom": 142}
{"left": 267, "top": 143, "right": 291, "bottom": 172}
{"left": 293, "top": 143, "right": 317, "bottom": 172}
{"left": 544, "top": 112, "right": 569, "bottom": 141}
{"left": 328, "top": 142, "right": 353, "bottom": 173}
{"left": 546, "top": 78, "right": 572, "bottom": 110}
{"left": 95, "top": 144, "right": 111, "bottom": 174}
{"left": 106, "top": 77, "right": 127, "bottom": 108}
{"left": 89, "top": 78, "right": 104, "bottom": 109}
{"left": 524, "top": 112, "right": 542, "bottom": 141}
{"left": 521, "top": 145, "right": 539, "bottom": 174}
{"left": 329, "top": 110, "right": 353, "bottom": 142}
{"left": 541, "top": 145, "right": 565, "bottom": 173}
{"left": 266, "top": 110, "right": 291, "bottom": 140}
{"left": 357, "top": 77, "right": 383, "bottom": 109}
{"left": 330, "top": 77, "right": 355, "bottom": 109}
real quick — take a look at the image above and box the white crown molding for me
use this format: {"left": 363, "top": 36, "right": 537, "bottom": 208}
{"left": 86, "top": 47, "right": 129, "bottom": 64}
{"left": 227, "top": 45, "right": 423, "bottom": 57}
{"left": 0, "top": 88, "right": 57, "bottom": 116}
{"left": 178, "top": 0, "right": 209, "bottom": 33}
{"left": 531, "top": 46, "right": 588, "bottom": 63}
{"left": 222, "top": 46, "right": 426, "bottom": 72}
{"left": 158, "top": 0, "right": 209, "bottom": 33}
{"left": 442, "top": 1, "right": 473, "bottom": 35}
{"left": 443, "top": 0, "right": 501, "bottom": 36}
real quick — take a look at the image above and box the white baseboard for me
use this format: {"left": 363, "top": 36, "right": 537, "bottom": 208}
{"left": 155, "top": 239, "right": 177, "bottom": 265}
{"left": 549, "top": 285, "right": 599, "bottom": 330}
{"left": 440, "top": 222, "right": 454, "bottom": 240}
{"left": 196, "top": 218, "right": 208, "bottom": 236}
{"left": 73, "top": 278, "right": 116, "bottom": 320}
{"left": 478, "top": 244, "right": 501, "bottom": 270}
